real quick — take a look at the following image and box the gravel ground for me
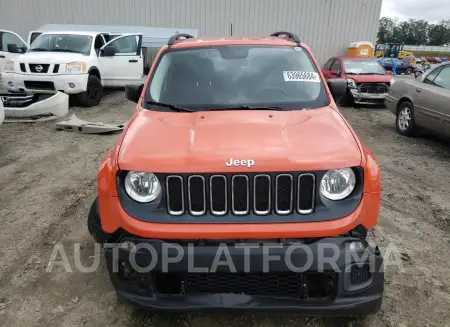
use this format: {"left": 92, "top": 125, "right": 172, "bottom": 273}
{"left": 0, "top": 92, "right": 449, "bottom": 327}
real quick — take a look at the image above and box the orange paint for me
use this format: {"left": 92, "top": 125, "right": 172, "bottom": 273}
{"left": 96, "top": 36, "right": 381, "bottom": 240}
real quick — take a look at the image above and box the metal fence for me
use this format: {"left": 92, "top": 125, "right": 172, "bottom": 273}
{"left": 403, "top": 45, "right": 450, "bottom": 52}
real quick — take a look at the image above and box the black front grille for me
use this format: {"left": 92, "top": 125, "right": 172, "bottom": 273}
{"left": 165, "top": 173, "right": 316, "bottom": 217}
{"left": 53, "top": 64, "right": 60, "bottom": 73}
{"left": 24, "top": 81, "right": 55, "bottom": 90}
{"left": 20, "top": 63, "right": 26, "bottom": 72}
{"left": 153, "top": 272, "right": 336, "bottom": 299}
{"left": 185, "top": 273, "right": 303, "bottom": 297}
{"left": 358, "top": 83, "right": 388, "bottom": 94}
{"left": 29, "top": 64, "right": 50, "bottom": 73}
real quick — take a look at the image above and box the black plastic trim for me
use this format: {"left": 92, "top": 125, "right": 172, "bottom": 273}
{"left": 168, "top": 33, "right": 195, "bottom": 46}
{"left": 116, "top": 168, "right": 364, "bottom": 224}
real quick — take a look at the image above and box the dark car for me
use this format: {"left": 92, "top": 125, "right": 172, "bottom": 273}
{"left": 379, "top": 57, "right": 422, "bottom": 75}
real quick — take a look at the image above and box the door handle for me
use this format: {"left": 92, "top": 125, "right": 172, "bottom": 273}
{"left": 129, "top": 59, "right": 138, "bottom": 63}
{"left": 416, "top": 88, "right": 422, "bottom": 93}
{"left": 0, "top": 55, "right": 5, "bottom": 58}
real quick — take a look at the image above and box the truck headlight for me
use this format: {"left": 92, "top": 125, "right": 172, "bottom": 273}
{"left": 4, "top": 60, "right": 15, "bottom": 72}
{"left": 66, "top": 61, "right": 87, "bottom": 74}
{"left": 124, "top": 171, "right": 161, "bottom": 203}
{"left": 320, "top": 168, "right": 356, "bottom": 201}
{"left": 347, "top": 78, "right": 357, "bottom": 89}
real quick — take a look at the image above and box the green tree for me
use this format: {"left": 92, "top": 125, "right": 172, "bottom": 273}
{"left": 377, "top": 17, "right": 395, "bottom": 43}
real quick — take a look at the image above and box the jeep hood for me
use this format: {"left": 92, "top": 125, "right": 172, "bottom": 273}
{"left": 118, "top": 107, "right": 362, "bottom": 173}
{"left": 17, "top": 52, "right": 88, "bottom": 64}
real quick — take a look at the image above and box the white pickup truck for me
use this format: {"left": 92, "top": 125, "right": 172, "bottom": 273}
{"left": 1, "top": 30, "right": 144, "bottom": 107}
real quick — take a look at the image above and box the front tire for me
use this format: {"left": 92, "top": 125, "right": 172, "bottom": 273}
{"left": 396, "top": 101, "right": 418, "bottom": 136}
{"left": 406, "top": 67, "right": 413, "bottom": 75}
{"left": 76, "top": 75, "right": 103, "bottom": 107}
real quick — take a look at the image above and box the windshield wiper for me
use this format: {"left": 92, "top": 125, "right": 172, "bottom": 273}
{"left": 145, "top": 100, "right": 195, "bottom": 112}
{"left": 48, "top": 49, "right": 82, "bottom": 53}
{"left": 29, "top": 48, "right": 51, "bottom": 52}
{"left": 208, "top": 105, "right": 285, "bottom": 111}
{"left": 364, "top": 73, "right": 385, "bottom": 75}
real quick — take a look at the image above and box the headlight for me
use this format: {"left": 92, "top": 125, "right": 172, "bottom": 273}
{"left": 320, "top": 168, "right": 356, "bottom": 201}
{"left": 4, "top": 60, "right": 15, "bottom": 72}
{"left": 66, "top": 61, "right": 87, "bottom": 74}
{"left": 346, "top": 78, "right": 357, "bottom": 89}
{"left": 124, "top": 171, "right": 161, "bottom": 203}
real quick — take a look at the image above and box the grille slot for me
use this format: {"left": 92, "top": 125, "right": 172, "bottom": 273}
{"left": 166, "top": 176, "right": 184, "bottom": 215}
{"left": 188, "top": 175, "right": 206, "bottom": 216}
{"left": 165, "top": 173, "right": 316, "bottom": 217}
{"left": 232, "top": 175, "right": 249, "bottom": 215}
{"left": 298, "top": 174, "right": 315, "bottom": 214}
{"left": 20, "top": 63, "right": 26, "bottom": 72}
{"left": 350, "top": 264, "right": 371, "bottom": 286}
{"left": 254, "top": 174, "right": 271, "bottom": 215}
{"left": 275, "top": 174, "right": 293, "bottom": 215}
{"left": 210, "top": 175, "right": 227, "bottom": 215}
{"left": 53, "top": 64, "right": 60, "bottom": 73}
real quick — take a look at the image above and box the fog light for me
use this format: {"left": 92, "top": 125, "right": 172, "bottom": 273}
{"left": 8, "top": 81, "right": 14, "bottom": 87}
{"left": 349, "top": 241, "right": 365, "bottom": 251}
{"left": 69, "top": 83, "right": 75, "bottom": 88}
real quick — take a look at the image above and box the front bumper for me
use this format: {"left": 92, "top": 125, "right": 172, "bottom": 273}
{"left": 89, "top": 201, "right": 384, "bottom": 315}
{"left": 350, "top": 89, "right": 388, "bottom": 105}
{"left": 1, "top": 92, "right": 69, "bottom": 118}
{"left": 1, "top": 72, "right": 88, "bottom": 94}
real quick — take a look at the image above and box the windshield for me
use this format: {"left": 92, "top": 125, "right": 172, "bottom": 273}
{"left": 144, "top": 45, "right": 329, "bottom": 111}
{"left": 28, "top": 34, "right": 93, "bottom": 55}
{"left": 343, "top": 60, "right": 386, "bottom": 75}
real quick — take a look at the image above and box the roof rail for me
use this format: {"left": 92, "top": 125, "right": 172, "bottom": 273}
{"left": 270, "top": 31, "right": 301, "bottom": 45}
{"left": 167, "top": 33, "right": 195, "bottom": 46}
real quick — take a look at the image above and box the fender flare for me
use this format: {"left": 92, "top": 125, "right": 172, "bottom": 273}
{"left": 88, "top": 66, "right": 101, "bottom": 80}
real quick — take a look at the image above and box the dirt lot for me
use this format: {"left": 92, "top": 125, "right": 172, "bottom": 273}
{"left": 0, "top": 92, "right": 449, "bottom": 327}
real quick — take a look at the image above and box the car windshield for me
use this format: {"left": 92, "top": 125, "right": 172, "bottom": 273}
{"left": 343, "top": 60, "right": 386, "bottom": 75}
{"left": 28, "top": 34, "right": 93, "bottom": 55}
{"left": 144, "top": 45, "right": 329, "bottom": 111}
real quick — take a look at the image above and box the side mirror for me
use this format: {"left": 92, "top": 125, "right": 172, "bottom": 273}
{"left": 7, "top": 44, "right": 20, "bottom": 53}
{"left": 101, "top": 46, "right": 116, "bottom": 57}
{"left": 386, "top": 71, "right": 393, "bottom": 75}
{"left": 327, "top": 78, "right": 348, "bottom": 99}
{"left": 125, "top": 84, "right": 144, "bottom": 104}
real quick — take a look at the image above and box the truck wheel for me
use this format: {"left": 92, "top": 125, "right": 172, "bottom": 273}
{"left": 406, "top": 67, "right": 413, "bottom": 75}
{"left": 396, "top": 101, "right": 418, "bottom": 136}
{"left": 76, "top": 75, "right": 103, "bottom": 107}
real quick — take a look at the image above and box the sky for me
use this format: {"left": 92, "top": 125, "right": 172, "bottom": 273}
{"left": 380, "top": 0, "right": 449, "bottom": 22}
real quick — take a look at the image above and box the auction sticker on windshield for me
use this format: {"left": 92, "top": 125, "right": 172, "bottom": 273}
{"left": 283, "top": 71, "right": 320, "bottom": 83}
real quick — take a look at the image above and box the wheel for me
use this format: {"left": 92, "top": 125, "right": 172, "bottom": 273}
{"left": 406, "top": 67, "right": 413, "bottom": 75}
{"left": 396, "top": 101, "right": 418, "bottom": 136}
{"left": 76, "top": 75, "right": 103, "bottom": 107}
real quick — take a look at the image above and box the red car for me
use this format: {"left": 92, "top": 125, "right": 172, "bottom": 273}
{"left": 322, "top": 56, "right": 393, "bottom": 106}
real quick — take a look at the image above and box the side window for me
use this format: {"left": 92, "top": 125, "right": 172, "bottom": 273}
{"left": 324, "top": 58, "right": 334, "bottom": 70}
{"left": 431, "top": 66, "right": 450, "bottom": 90}
{"left": 1, "top": 32, "right": 27, "bottom": 53}
{"left": 30, "top": 32, "right": 42, "bottom": 45}
{"left": 330, "top": 60, "right": 341, "bottom": 72}
{"left": 108, "top": 35, "right": 139, "bottom": 55}
{"left": 424, "top": 66, "right": 443, "bottom": 85}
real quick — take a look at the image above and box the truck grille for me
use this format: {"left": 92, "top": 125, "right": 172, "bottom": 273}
{"left": 358, "top": 83, "right": 388, "bottom": 94}
{"left": 29, "top": 64, "right": 50, "bottom": 73}
{"left": 165, "top": 173, "right": 316, "bottom": 216}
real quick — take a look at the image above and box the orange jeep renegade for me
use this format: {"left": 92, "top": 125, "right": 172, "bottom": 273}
{"left": 88, "top": 32, "right": 383, "bottom": 316}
